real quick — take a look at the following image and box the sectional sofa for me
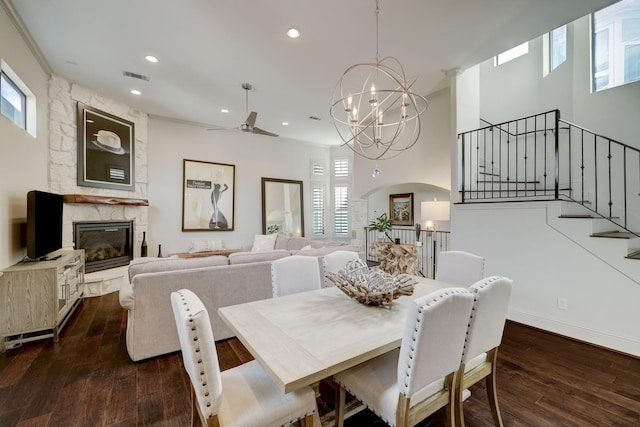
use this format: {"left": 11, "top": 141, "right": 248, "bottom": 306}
{"left": 119, "top": 236, "right": 358, "bottom": 361}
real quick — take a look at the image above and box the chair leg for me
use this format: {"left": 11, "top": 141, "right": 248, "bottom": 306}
{"left": 303, "top": 413, "right": 315, "bottom": 427}
{"left": 444, "top": 372, "right": 456, "bottom": 427}
{"left": 454, "top": 366, "right": 466, "bottom": 427}
{"left": 486, "top": 349, "right": 504, "bottom": 427}
{"left": 334, "top": 385, "right": 347, "bottom": 427}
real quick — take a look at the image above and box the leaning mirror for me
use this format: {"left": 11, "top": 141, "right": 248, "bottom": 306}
{"left": 261, "top": 178, "right": 304, "bottom": 237}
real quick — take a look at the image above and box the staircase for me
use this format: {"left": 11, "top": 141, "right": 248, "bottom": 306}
{"left": 458, "top": 110, "right": 640, "bottom": 269}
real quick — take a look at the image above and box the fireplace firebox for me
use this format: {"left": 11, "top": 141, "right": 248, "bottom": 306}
{"left": 73, "top": 220, "right": 133, "bottom": 273}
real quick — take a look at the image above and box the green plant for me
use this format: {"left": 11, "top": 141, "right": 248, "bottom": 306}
{"left": 368, "top": 213, "right": 392, "bottom": 232}
{"left": 267, "top": 224, "right": 280, "bottom": 234}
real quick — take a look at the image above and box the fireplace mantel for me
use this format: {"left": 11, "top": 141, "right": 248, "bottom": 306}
{"left": 63, "top": 194, "right": 149, "bottom": 206}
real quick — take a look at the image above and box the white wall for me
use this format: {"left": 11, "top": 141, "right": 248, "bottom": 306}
{"left": 479, "top": 17, "right": 640, "bottom": 148}
{"left": 0, "top": 5, "right": 49, "bottom": 267}
{"left": 353, "top": 87, "right": 452, "bottom": 199}
{"left": 453, "top": 202, "right": 640, "bottom": 356}
{"left": 147, "top": 117, "right": 330, "bottom": 255}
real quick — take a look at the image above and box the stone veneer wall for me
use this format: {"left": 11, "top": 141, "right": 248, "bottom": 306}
{"left": 48, "top": 74, "right": 148, "bottom": 258}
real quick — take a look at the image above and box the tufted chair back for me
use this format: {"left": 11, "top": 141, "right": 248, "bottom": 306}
{"left": 171, "top": 289, "right": 223, "bottom": 423}
{"left": 435, "top": 251, "right": 485, "bottom": 287}
{"left": 321, "top": 250, "right": 360, "bottom": 288}
{"left": 271, "top": 255, "right": 322, "bottom": 297}
{"left": 397, "top": 288, "right": 474, "bottom": 400}
{"left": 462, "top": 276, "right": 513, "bottom": 364}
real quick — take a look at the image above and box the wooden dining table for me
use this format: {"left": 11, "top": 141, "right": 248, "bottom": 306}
{"left": 218, "top": 276, "right": 459, "bottom": 394}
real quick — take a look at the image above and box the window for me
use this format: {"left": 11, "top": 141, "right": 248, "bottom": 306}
{"left": 0, "top": 59, "right": 36, "bottom": 136}
{"left": 593, "top": 0, "right": 640, "bottom": 91}
{"left": 312, "top": 184, "right": 326, "bottom": 235}
{"left": 550, "top": 25, "right": 567, "bottom": 71}
{"left": 334, "top": 185, "right": 349, "bottom": 235}
{"left": 332, "top": 157, "right": 351, "bottom": 236}
{"left": 495, "top": 42, "right": 529, "bottom": 66}
{"left": 1, "top": 72, "right": 26, "bottom": 129}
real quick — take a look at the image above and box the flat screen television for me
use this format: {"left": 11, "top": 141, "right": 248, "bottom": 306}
{"left": 26, "top": 190, "right": 64, "bottom": 261}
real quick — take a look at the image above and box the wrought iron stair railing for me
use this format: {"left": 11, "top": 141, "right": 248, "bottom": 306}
{"left": 458, "top": 110, "right": 640, "bottom": 238}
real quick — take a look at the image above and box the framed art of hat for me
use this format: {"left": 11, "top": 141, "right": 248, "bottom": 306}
{"left": 77, "top": 103, "right": 135, "bottom": 191}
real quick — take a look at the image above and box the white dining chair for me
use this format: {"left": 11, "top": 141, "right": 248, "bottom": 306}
{"left": 455, "top": 276, "right": 513, "bottom": 427}
{"left": 435, "top": 250, "right": 485, "bottom": 286}
{"left": 333, "top": 288, "right": 475, "bottom": 427}
{"left": 321, "top": 250, "right": 360, "bottom": 288}
{"left": 271, "top": 255, "right": 322, "bottom": 297}
{"left": 171, "top": 289, "right": 317, "bottom": 427}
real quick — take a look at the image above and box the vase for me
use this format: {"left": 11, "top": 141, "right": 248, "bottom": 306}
{"left": 157, "top": 244, "right": 163, "bottom": 258}
{"left": 141, "top": 232, "right": 148, "bottom": 257}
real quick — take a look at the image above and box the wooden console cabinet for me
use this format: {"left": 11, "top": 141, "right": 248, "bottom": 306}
{"left": 0, "top": 249, "right": 85, "bottom": 351}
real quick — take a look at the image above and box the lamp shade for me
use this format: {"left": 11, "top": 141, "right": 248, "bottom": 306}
{"left": 421, "top": 201, "right": 450, "bottom": 221}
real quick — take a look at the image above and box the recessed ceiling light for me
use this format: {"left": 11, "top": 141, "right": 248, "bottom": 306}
{"left": 282, "top": 122, "right": 289, "bottom": 126}
{"left": 131, "top": 89, "right": 142, "bottom": 95}
{"left": 221, "top": 109, "right": 229, "bottom": 113}
{"left": 286, "top": 28, "right": 300, "bottom": 39}
{"left": 145, "top": 55, "right": 159, "bottom": 63}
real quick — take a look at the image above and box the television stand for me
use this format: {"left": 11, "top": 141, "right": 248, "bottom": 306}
{"left": 0, "top": 249, "right": 85, "bottom": 351}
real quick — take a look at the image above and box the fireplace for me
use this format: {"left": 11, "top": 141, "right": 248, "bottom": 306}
{"left": 73, "top": 220, "right": 133, "bottom": 273}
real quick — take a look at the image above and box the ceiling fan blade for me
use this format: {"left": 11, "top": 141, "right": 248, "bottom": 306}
{"left": 252, "top": 126, "right": 279, "bottom": 137}
{"left": 245, "top": 111, "right": 258, "bottom": 128}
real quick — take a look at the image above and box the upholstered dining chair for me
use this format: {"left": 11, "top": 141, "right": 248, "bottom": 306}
{"left": 333, "top": 288, "right": 475, "bottom": 427}
{"left": 170, "top": 289, "right": 317, "bottom": 427}
{"left": 455, "top": 276, "right": 513, "bottom": 427}
{"left": 321, "top": 250, "right": 360, "bottom": 288}
{"left": 271, "top": 255, "right": 322, "bottom": 297}
{"left": 435, "top": 250, "right": 485, "bottom": 287}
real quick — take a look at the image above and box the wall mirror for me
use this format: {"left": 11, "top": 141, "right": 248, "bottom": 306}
{"left": 261, "top": 178, "right": 304, "bottom": 237}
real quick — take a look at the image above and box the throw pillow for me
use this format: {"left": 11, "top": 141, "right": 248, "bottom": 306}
{"left": 251, "top": 234, "right": 278, "bottom": 252}
{"left": 189, "top": 239, "right": 224, "bottom": 253}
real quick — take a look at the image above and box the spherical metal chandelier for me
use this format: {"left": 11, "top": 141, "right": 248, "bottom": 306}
{"left": 330, "top": 0, "right": 428, "bottom": 162}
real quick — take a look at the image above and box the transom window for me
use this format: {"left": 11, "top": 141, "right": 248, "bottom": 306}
{"left": 551, "top": 25, "right": 567, "bottom": 71}
{"left": 1, "top": 72, "right": 26, "bottom": 129}
{"left": 593, "top": 0, "right": 640, "bottom": 92}
{"left": 495, "top": 42, "right": 529, "bottom": 66}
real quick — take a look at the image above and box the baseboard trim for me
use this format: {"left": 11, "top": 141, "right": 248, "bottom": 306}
{"left": 508, "top": 309, "right": 640, "bottom": 358}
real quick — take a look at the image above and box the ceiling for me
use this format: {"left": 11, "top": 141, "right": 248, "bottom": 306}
{"left": 7, "top": 0, "right": 616, "bottom": 146}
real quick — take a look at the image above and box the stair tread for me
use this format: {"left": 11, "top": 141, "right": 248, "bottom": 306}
{"left": 559, "top": 214, "right": 594, "bottom": 219}
{"left": 625, "top": 251, "right": 640, "bottom": 260}
{"left": 591, "top": 231, "right": 639, "bottom": 239}
{"left": 479, "top": 172, "right": 501, "bottom": 177}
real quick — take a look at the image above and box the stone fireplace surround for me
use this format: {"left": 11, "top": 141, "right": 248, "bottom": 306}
{"left": 48, "top": 75, "right": 149, "bottom": 296}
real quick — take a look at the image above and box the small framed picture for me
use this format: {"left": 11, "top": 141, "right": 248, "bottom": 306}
{"left": 77, "top": 103, "right": 135, "bottom": 191}
{"left": 182, "top": 159, "right": 235, "bottom": 231}
{"left": 389, "top": 193, "right": 414, "bottom": 225}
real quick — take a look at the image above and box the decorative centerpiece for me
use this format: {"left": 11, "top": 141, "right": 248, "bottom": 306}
{"left": 326, "top": 259, "right": 416, "bottom": 306}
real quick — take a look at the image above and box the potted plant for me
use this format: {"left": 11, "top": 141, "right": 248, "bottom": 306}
{"left": 368, "top": 213, "right": 392, "bottom": 240}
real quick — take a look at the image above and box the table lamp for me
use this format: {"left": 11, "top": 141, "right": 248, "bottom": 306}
{"left": 420, "top": 200, "right": 450, "bottom": 231}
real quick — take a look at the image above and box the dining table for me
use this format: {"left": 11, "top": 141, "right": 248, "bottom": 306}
{"left": 218, "top": 275, "right": 460, "bottom": 394}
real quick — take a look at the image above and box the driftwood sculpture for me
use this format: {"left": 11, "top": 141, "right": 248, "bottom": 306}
{"left": 326, "top": 259, "right": 416, "bottom": 306}
{"left": 369, "top": 242, "right": 419, "bottom": 275}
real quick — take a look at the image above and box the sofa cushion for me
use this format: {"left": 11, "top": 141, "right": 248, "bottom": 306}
{"left": 274, "top": 235, "right": 290, "bottom": 250}
{"left": 251, "top": 234, "right": 278, "bottom": 252}
{"left": 297, "top": 245, "right": 359, "bottom": 257}
{"left": 128, "top": 255, "right": 228, "bottom": 282}
{"left": 228, "top": 249, "right": 290, "bottom": 265}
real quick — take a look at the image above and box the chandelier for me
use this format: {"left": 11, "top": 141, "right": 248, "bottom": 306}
{"left": 330, "top": 0, "right": 428, "bottom": 162}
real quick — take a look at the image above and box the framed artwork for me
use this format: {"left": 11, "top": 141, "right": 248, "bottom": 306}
{"left": 182, "top": 159, "right": 235, "bottom": 231}
{"left": 77, "top": 103, "right": 135, "bottom": 190}
{"left": 261, "top": 178, "right": 304, "bottom": 236}
{"left": 389, "top": 193, "right": 414, "bottom": 225}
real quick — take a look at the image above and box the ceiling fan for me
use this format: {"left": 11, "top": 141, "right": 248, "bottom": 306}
{"left": 209, "top": 83, "right": 278, "bottom": 137}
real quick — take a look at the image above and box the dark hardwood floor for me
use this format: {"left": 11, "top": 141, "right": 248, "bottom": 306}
{"left": 1, "top": 292, "right": 639, "bottom": 426}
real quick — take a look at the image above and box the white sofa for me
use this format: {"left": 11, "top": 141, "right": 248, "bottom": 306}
{"left": 119, "top": 236, "right": 358, "bottom": 362}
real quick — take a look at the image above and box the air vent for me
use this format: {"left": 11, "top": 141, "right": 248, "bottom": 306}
{"left": 308, "top": 116, "right": 321, "bottom": 121}
{"left": 123, "top": 71, "right": 150, "bottom": 81}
